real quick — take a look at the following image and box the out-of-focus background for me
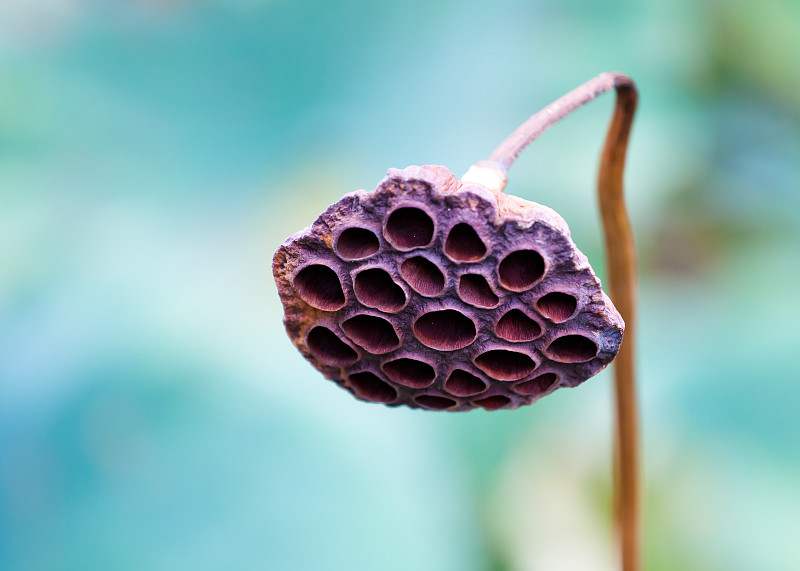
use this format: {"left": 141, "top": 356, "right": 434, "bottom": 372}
{"left": 1, "top": 1, "right": 798, "bottom": 569}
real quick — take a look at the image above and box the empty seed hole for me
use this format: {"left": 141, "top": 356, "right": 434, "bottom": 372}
{"left": 537, "top": 292, "right": 578, "bottom": 322}
{"left": 413, "top": 309, "right": 477, "bottom": 351}
{"left": 458, "top": 274, "right": 499, "bottom": 308}
{"left": 445, "top": 369, "right": 487, "bottom": 397}
{"left": 473, "top": 395, "right": 511, "bottom": 410}
{"left": 307, "top": 326, "right": 358, "bottom": 366}
{"left": 514, "top": 373, "right": 558, "bottom": 396}
{"left": 385, "top": 207, "right": 434, "bottom": 249}
{"left": 498, "top": 250, "right": 545, "bottom": 291}
{"left": 354, "top": 268, "right": 406, "bottom": 312}
{"left": 401, "top": 256, "right": 445, "bottom": 296}
{"left": 474, "top": 349, "right": 537, "bottom": 381}
{"left": 496, "top": 309, "right": 542, "bottom": 342}
{"left": 341, "top": 315, "right": 400, "bottom": 354}
{"left": 445, "top": 223, "right": 487, "bottom": 261}
{"left": 382, "top": 358, "right": 436, "bottom": 388}
{"left": 335, "top": 227, "right": 379, "bottom": 260}
{"left": 348, "top": 371, "right": 397, "bottom": 403}
{"left": 415, "top": 395, "right": 457, "bottom": 410}
{"left": 548, "top": 335, "right": 598, "bottom": 362}
{"left": 294, "top": 264, "right": 345, "bottom": 311}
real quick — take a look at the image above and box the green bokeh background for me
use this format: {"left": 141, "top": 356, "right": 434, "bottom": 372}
{"left": 1, "top": 1, "right": 799, "bottom": 570}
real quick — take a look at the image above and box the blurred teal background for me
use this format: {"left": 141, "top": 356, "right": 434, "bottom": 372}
{"left": 1, "top": 1, "right": 799, "bottom": 570}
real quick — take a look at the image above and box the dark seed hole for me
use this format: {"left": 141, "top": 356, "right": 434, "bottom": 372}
{"left": 548, "top": 335, "right": 598, "bottom": 362}
{"left": 294, "top": 264, "right": 345, "bottom": 311}
{"left": 307, "top": 326, "right": 358, "bottom": 366}
{"left": 474, "top": 349, "right": 537, "bottom": 381}
{"left": 348, "top": 371, "right": 397, "bottom": 403}
{"left": 354, "top": 268, "right": 406, "bottom": 313}
{"left": 445, "top": 223, "right": 487, "bottom": 261}
{"left": 473, "top": 395, "right": 511, "bottom": 410}
{"left": 445, "top": 369, "right": 487, "bottom": 397}
{"left": 413, "top": 309, "right": 477, "bottom": 351}
{"left": 458, "top": 274, "right": 499, "bottom": 308}
{"left": 401, "top": 256, "right": 445, "bottom": 296}
{"left": 537, "top": 292, "right": 577, "bottom": 322}
{"left": 415, "top": 395, "right": 457, "bottom": 410}
{"left": 498, "top": 250, "right": 545, "bottom": 291}
{"left": 335, "top": 227, "right": 379, "bottom": 260}
{"left": 514, "top": 373, "right": 558, "bottom": 396}
{"left": 385, "top": 207, "right": 434, "bottom": 249}
{"left": 382, "top": 358, "right": 436, "bottom": 388}
{"left": 496, "top": 309, "right": 542, "bottom": 342}
{"left": 341, "top": 315, "right": 400, "bottom": 354}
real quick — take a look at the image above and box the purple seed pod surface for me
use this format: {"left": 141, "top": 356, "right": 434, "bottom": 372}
{"left": 272, "top": 164, "right": 624, "bottom": 411}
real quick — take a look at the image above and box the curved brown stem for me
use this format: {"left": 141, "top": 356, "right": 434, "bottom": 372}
{"left": 599, "top": 75, "right": 640, "bottom": 571}
{"left": 465, "top": 72, "right": 640, "bottom": 571}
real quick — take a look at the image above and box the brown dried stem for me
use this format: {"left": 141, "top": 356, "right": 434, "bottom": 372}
{"left": 470, "top": 72, "right": 640, "bottom": 571}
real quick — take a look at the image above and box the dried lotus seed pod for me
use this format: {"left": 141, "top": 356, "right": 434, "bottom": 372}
{"left": 273, "top": 72, "right": 637, "bottom": 416}
{"left": 272, "top": 164, "right": 623, "bottom": 411}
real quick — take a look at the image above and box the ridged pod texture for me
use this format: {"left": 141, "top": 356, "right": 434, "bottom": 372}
{"left": 272, "top": 165, "right": 624, "bottom": 411}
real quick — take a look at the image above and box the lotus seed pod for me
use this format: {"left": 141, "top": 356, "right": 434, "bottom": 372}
{"left": 272, "top": 164, "right": 624, "bottom": 411}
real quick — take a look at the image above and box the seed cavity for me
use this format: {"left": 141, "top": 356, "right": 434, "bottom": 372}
{"left": 348, "top": 371, "right": 397, "bottom": 403}
{"left": 514, "top": 373, "right": 558, "bottom": 396}
{"left": 414, "top": 395, "right": 457, "bottom": 410}
{"left": 444, "top": 369, "right": 487, "bottom": 397}
{"left": 335, "top": 227, "right": 379, "bottom": 260}
{"left": 382, "top": 358, "right": 436, "bottom": 388}
{"left": 413, "top": 309, "right": 477, "bottom": 351}
{"left": 354, "top": 268, "right": 406, "bottom": 313}
{"left": 547, "top": 335, "right": 598, "bottom": 362}
{"left": 385, "top": 206, "right": 434, "bottom": 249}
{"left": 473, "top": 395, "right": 511, "bottom": 410}
{"left": 537, "top": 292, "right": 578, "bottom": 322}
{"left": 457, "top": 274, "right": 499, "bottom": 308}
{"left": 474, "top": 349, "right": 537, "bottom": 381}
{"left": 401, "top": 256, "right": 446, "bottom": 296}
{"left": 293, "top": 264, "right": 345, "bottom": 311}
{"left": 341, "top": 314, "right": 400, "bottom": 354}
{"left": 307, "top": 326, "right": 358, "bottom": 366}
{"left": 498, "top": 249, "right": 545, "bottom": 291}
{"left": 445, "top": 223, "right": 487, "bottom": 261}
{"left": 495, "top": 309, "right": 542, "bottom": 342}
